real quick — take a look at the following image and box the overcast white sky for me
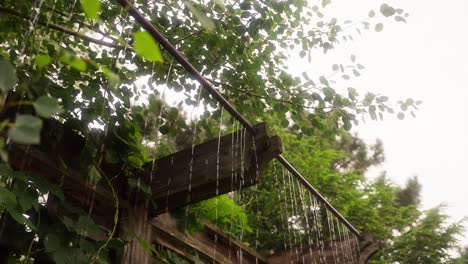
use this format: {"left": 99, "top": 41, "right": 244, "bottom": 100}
{"left": 287, "top": 0, "right": 468, "bottom": 244}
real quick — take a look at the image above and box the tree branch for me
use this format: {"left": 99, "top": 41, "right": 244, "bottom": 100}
{"left": 43, "top": 4, "right": 121, "bottom": 44}
{"left": 0, "top": 7, "right": 126, "bottom": 50}
{"left": 205, "top": 77, "right": 324, "bottom": 110}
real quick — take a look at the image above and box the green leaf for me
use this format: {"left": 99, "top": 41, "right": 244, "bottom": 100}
{"left": 375, "top": 23, "right": 384, "bottom": 32}
{"left": 273, "top": 104, "right": 286, "bottom": 113}
{"left": 380, "top": 3, "right": 396, "bottom": 17}
{"left": 159, "top": 125, "right": 169, "bottom": 135}
{"left": 342, "top": 75, "right": 350, "bottom": 80}
{"left": 369, "top": 105, "right": 377, "bottom": 120}
{"left": 0, "top": 58, "right": 18, "bottom": 92}
{"left": 18, "top": 189, "right": 38, "bottom": 211}
{"left": 33, "top": 95, "right": 61, "bottom": 118}
{"left": 80, "top": 0, "right": 101, "bottom": 20}
{"left": 0, "top": 186, "right": 16, "bottom": 209}
{"left": 342, "top": 117, "right": 352, "bottom": 131}
{"left": 397, "top": 112, "right": 405, "bottom": 120}
{"left": 352, "top": 69, "right": 360, "bottom": 77}
{"left": 239, "top": 2, "right": 251, "bottom": 10}
{"left": 133, "top": 31, "right": 164, "bottom": 62}
{"left": 35, "top": 54, "right": 52, "bottom": 69}
{"left": 395, "top": 16, "right": 407, "bottom": 23}
{"left": 7, "top": 207, "right": 37, "bottom": 231}
{"left": 60, "top": 54, "right": 87, "bottom": 71}
{"left": 88, "top": 165, "right": 102, "bottom": 184}
{"left": 280, "top": 119, "right": 289, "bottom": 128}
{"left": 323, "top": 87, "right": 335, "bottom": 97}
{"left": 101, "top": 66, "right": 120, "bottom": 88}
{"left": 9, "top": 115, "right": 43, "bottom": 144}
{"left": 321, "top": 0, "right": 331, "bottom": 7}
{"left": 44, "top": 233, "right": 61, "bottom": 252}
{"left": 184, "top": 1, "right": 216, "bottom": 31}
{"left": 319, "top": 76, "right": 329, "bottom": 86}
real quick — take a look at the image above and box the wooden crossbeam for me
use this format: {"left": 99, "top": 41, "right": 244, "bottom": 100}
{"left": 151, "top": 213, "right": 268, "bottom": 264}
{"left": 144, "top": 123, "right": 282, "bottom": 215}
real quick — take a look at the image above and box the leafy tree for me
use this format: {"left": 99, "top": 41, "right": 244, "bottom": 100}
{"left": 452, "top": 246, "right": 468, "bottom": 264}
{"left": 385, "top": 207, "right": 465, "bottom": 264}
{"left": 397, "top": 176, "right": 422, "bottom": 207}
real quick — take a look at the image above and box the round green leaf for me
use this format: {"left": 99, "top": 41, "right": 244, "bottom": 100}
{"left": 133, "top": 31, "right": 164, "bottom": 62}
{"left": 397, "top": 112, "right": 405, "bottom": 120}
{"left": 380, "top": 3, "right": 396, "bottom": 17}
{"left": 9, "top": 115, "right": 43, "bottom": 145}
{"left": 159, "top": 125, "right": 169, "bottom": 135}
{"left": 375, "top": 23, "right": 384, "bottom": 32}
{"left": 60, "top": 54, "right": 87, "bottom": 71}
{"left": 33, "top": 95, "right": 61, "bottom": 118}
{"left": 80, "top": 0, "right": 101, "bottom": 20}
{"left": 35, "top": 54, "right": 52, "bottom": 69}
{"left": 0, "top": 58, "right": 18, "bottom": 92}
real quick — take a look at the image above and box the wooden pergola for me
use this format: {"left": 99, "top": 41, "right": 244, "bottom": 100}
{"left": 6, "top": 119, "right": 378, "bottom": 263}
{"left": 1, "top": 1, "right": 380, "bottom": 263}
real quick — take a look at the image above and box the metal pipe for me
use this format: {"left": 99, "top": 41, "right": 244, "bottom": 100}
{"left": 276, "top": 154, "right": 361, "bottom": 236}
{"left": 115, "top": 0, "right": 255, "bottom": 134}
{"left": 115, "top": 0, "right": 361, "bottom": 237}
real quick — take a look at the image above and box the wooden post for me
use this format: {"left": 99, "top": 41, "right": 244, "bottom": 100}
{"left": 359, "top": 233, "right": 379, "bottom": 264}
{"left": 121, "top": 204, "right": 153, "bottom": 264}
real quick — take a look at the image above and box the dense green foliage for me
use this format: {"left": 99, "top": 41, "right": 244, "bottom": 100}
{"left": 0, "top": 0, "right": 465, "bottom": 263}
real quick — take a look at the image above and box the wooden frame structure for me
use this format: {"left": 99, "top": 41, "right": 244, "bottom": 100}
{"left": 6, "top": 121, "right": 286, "bottom": 263}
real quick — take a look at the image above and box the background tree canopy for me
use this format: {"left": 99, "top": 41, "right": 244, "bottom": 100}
{"left": 0, "top": 0, "right": 465, "bottom": 263}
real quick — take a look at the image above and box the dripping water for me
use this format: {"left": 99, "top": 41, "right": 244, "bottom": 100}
{"left": 212, "top": 107, "right": 224, "bottom": 263}
{"left": 296, "top": 181, "right": 316, "bottom": 264}
{"left": 184, "top": 85, "right": 203, "bottom": 231}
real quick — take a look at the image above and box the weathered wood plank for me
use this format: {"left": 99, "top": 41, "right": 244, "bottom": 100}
{"left": 121, "top": 204, "right": 153, "bottom": 264}
{"left": 151, "top": 213, "right": 268, "bottom": 264}
{"left": 145, "top": 123, "right": 282, "bottom": 215}
{"left": 7, "top": 145, "right": 118, "bottom": 228}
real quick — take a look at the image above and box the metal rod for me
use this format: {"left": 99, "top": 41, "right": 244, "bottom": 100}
{"left": 115, "top": 0, "right": 255, "bottom": 134}
{"left": 115, "top": 0, "right": 361, "bottom": 237}
{"left": 276, "top": 154, "right": 361, "bottom": 236}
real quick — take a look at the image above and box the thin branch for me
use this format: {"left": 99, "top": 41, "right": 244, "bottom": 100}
{"left": 205, "top": 77, "right": 325, "bottom": 110}
{"left": 43, "top": 3, "right": 121, "bottom": 44}
{"left": 173, "top": 29, "right": 205, "bottom": 45}
{"left": 0, "top": 7, "right": 126, "bottom": 50}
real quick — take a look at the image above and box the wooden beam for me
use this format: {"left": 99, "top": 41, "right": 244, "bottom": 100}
{"left": 142, "top": 123, "right": 282, "bottom": 215}
{"left": 151, "top": 213, "right": 268, "bottom": 264}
